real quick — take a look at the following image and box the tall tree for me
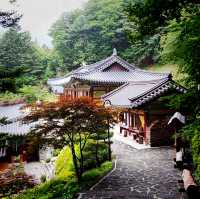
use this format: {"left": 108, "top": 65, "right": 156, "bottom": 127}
{"left": 0, "top": 28, "right": 35, "bottom": 67}
{"left": 123, "top": 0, "right": 200, "bottom": 67}
{"left": 50, "top": 0, "right": 131, "bottom": 72}
{"left": 23, "top": 97, "right": 115, "bottom": 182}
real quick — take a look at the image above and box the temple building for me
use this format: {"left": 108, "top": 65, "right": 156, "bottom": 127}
{"left": 48, "top": 49, "right": 186, "bottom": 147}
{"left": 0, "top": 104, "right": 53, "bottom": 163}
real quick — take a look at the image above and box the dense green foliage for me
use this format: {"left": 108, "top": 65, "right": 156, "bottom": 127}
{"left": 0, "top": 86, "right": 56, "bottom": 104}
{"left": 0, "top": 65, "right": 24, "bottom": 92}
{"left": 14, "top": 161, "right": 112, "bottom": 199}
{"left": 160, "top": 8, "right": 200, "bottom": 86}
{"left": 18, "top": 86, "right": 56, "bottom": 103}
{"left": 125, "top": 0, "right": 200, "bottom": 85}
{"left": 0, "top": 28, "right": 36, "bottom": 67}
{"left": 50, "top": 0, "right": 129, "bottom": 71}
{"left": 13, "top": 178, "right": 79, "bottom": 199}
{"left": 124, "top": 0, "right": 198, "bottom": 35}
{"left": 55, "top": 137, "right": 111, "bottom": 179}
{"left": 55, "top": 146, "right": 77, "bottom": 179}
{"left": 125, "top": 0, "right": 200, "bottom": 181}
{"left": 0, "top": 28, "right": 58, "bottom": 93}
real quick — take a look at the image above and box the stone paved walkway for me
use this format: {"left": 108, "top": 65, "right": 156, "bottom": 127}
{"left": 80, "top": 141, "right": 186, "bottom": 199}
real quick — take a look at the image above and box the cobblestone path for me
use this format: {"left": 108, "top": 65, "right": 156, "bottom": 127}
{"left": 80, "top": 141, "right": 185, "bottom": 199}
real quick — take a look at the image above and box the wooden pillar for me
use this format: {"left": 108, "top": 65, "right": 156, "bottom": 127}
{"left": 126, "top": 112, "right": 128, "bottom": 126}
{"left": 128, "top": 110, "right": 131, "bottom": 127}
{"left": 143, "top": 111, "right": 147, "bottom": 142}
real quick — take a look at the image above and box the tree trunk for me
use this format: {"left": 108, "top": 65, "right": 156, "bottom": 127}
{"left": 79, "top": 138, "right": 84, "bottom": 176}
{"left": 107, "top": 117, "right": 112, "bottom": 161}
{"left": 95, "top": 136, "right": 100, "bottom": 167}
{"left": 70, "top": 143, "right": 81, "bottom": 182}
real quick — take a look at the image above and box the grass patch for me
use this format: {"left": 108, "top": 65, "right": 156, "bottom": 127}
{"left": 80, "top": 161, "right": 113, "bottom": 190}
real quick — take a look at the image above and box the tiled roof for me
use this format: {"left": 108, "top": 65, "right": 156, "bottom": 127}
{"left": 0, "top": 104, "right": 25, "bottom": 121}
{"left": 102, "top": 79, "right": 187, "bottom": 108}
{"left": 0, "top": 121, "right": 35, "bottom": 136}
{"left": 50, "top": 85, "right": 64, "bottom": 94}
{"left": 74, "top": 70, "right": 169, "bottom": 84}
{"left": 0, "top": 104, "right": 34, "bottom": 136}
{"left": 47, "top": 50, "right": 170, "bottom": 86}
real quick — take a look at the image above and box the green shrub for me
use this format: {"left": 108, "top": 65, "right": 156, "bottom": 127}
{"left": 55, "top": 146, "right": 76, "bottom": 179}
{"left": 45, "top": 158, "right": 51, "bottom": 163}
{"left": 181, "top": 118, "right": 200, "bottom": 182}
{"left": 191, "top": 131, "right": 200, "bottom": 182}
{"left": 40, "top": 175, "right": 46, "bottom": 183}
{"left": 13, "top": 178, "right": 79, "bottom": 199}
{"left": 83, "top": 139, "right": 109, "bottom": 169}
{"left": 19, "top": 86, "right": 56, "bottom": 104}
{"left": 14, "top": 161, "right": 112, "bottom": 199}
{"left": 0, "top": 91, "right": 22, "bottom": 102}
{"left": 55, "top": 141, "right": 110, "bottom": 179}
{"left": 53, "top": 148, "right": 62, "bottom": 157}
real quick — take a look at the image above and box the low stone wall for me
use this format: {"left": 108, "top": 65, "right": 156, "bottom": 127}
{"left": 0, "top": 99, "right": 25, "bottom": 106}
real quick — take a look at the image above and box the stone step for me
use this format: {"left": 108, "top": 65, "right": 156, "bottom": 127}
{"left": 79, "top": 190, "right": 154, "bottom": 199}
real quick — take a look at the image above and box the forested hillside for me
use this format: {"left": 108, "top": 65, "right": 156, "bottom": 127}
{"left": 49, "top": 0, "right": 162, "bottom": 72}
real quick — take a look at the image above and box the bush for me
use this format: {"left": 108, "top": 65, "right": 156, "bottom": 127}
{"left": 14, "top": 161, "right": 113, "bottom": 199}
{"left": 45, "top": 158, "right": 51, "bottom": 163}
{"left": 14, "top": 178, "right": 79, "bottom": 199}
{"left": 181, "top": 118, "right": 200, "bottom": 182}
{"left": 0, "top": 165, "right": 36, "bottom": 198}
{"left": 83, "top": 139, "right": 109, "bottom": 169}
{"left": 40, "top": 175, "right": 46, "bottom": 183}
{"left": 19, "top": 86, "right": 56, "bottom": 104}
{"left": 0, "top": 91, "right": 23, "bottom": 103}
{"left": 53, "top": 148, "right": 62, "bottom": 157}
{"left": 191, "top": 131, "right": 200, "bottom": 182}
{"left": 55, "top": 146, "right": 76, "bottom": 179}
{"left": 55, "top": 140, "right": 110, "bottom": 179}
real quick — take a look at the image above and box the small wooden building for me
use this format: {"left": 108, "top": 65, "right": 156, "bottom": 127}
{"left": 48, "top": 49, "right": 186, "bottom": 147}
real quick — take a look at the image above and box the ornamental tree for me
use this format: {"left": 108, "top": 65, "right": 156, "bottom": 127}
{"left": 23, "top": 97, "right": 115, "bottom": 181}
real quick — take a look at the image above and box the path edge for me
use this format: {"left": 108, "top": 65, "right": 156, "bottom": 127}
{"left": 77, "top": 159, "right": 117, "bottom": 199}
